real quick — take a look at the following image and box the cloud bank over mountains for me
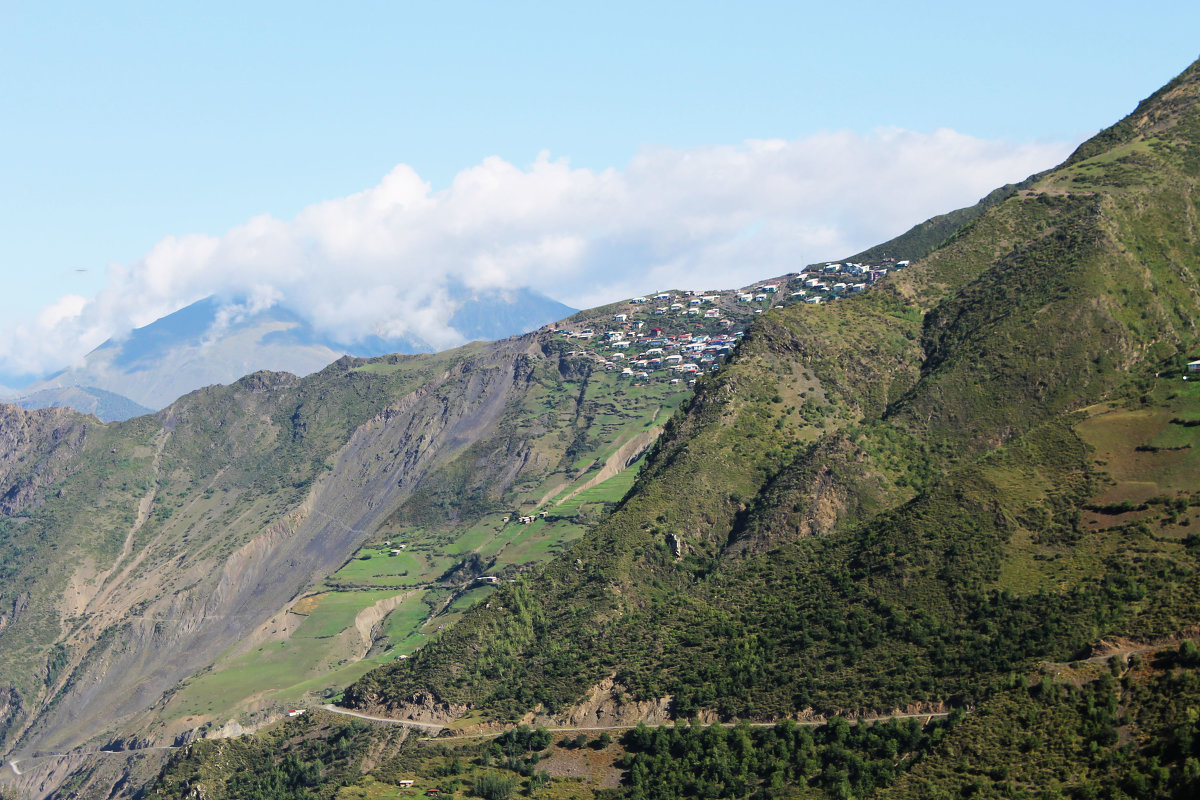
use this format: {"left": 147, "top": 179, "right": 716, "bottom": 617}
{"left": 2, "top": 128, "right": 1071, "bottom": 378}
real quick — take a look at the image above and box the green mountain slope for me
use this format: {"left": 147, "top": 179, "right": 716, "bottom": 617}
{"left": 128, "top": 56, "right": 1200, "bottom": 800}
{"left": 337, "top": 57, "right": 1200, "bottom": 760}
{"left": 10, "top": 56, "right": 1200, "bottom": 800}
{"left": 0, "top": 291, "right": 759, "bottom": 799}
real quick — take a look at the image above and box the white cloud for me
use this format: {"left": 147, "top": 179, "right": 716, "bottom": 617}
{"left": 0, "top": 129, "right": 1071, "bottom": 376}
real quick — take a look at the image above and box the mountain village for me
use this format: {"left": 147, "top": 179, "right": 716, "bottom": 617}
{"left": 553, "top": 258, "right": 910, "bottom": 383}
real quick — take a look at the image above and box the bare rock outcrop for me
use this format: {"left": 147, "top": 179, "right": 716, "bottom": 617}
{"left": 355, "top": 690, "right": 470, "bottom": 726}
{"left": 526, "top": 677, "right": 676, "bottom": 729}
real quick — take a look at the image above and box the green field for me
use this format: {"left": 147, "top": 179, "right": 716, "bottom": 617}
{"left": 381, "top": 593, "right": 436, "bottom": 654}
{"left": 293, "top": 590, "right": 406, "bottom": 639}
{"left": 326, "top": 548, "right": 426, "bottom": 587}
{"left": 553, "top": 455, "right": 645, "bottom": 515}
{"left": 167, "top": 636, "right": 336, "bottom": 717}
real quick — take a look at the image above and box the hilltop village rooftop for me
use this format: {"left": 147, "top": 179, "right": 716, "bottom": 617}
{"left": 552, "top": 258, "right": 911, "bottom": 382}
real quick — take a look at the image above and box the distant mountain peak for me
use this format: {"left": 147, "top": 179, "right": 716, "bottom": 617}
{"left": 17, "top": 287, "right": 577, "bottom": 416}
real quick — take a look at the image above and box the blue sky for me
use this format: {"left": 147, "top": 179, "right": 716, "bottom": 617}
{"left": 2, "top": 1, "right": 1198, "bottom": 379}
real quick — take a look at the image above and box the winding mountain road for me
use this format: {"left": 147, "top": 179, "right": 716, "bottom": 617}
{"left": 317, "top": 704, "right": 952, "bottom": 742}
{"left": 320, "top": 704, "right": 446, "bottom": 731}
